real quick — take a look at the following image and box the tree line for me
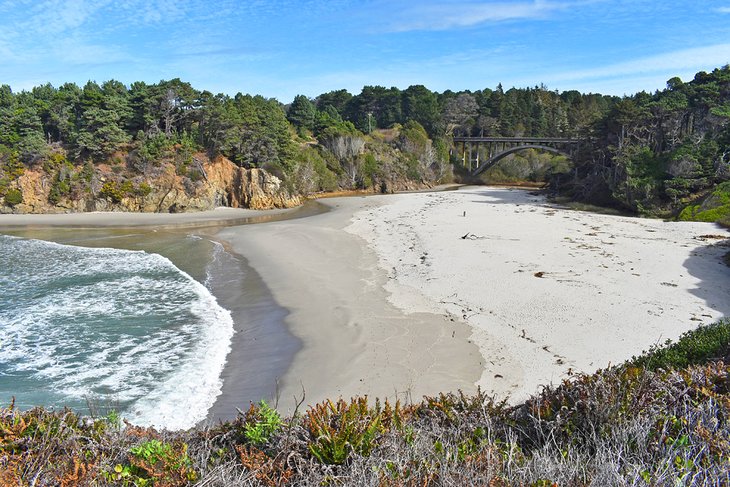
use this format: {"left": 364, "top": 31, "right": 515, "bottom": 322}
{"left": 564, "top": 65, "right": 730, "bottom": 216}
{"left": 1, "top": 66, "right": 729, "bottom": 217}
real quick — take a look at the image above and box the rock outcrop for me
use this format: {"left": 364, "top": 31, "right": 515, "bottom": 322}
{"left": 238, "top": 168, "right": 302, "bottom": 209}
{"left": 0, "top": 155, "right": 301, "bottom": 214}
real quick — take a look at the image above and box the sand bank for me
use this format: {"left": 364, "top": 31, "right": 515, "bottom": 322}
{"left": 346, "top": 187, "right": 730, "bottom": 401}
{"left": 0, "top": 206, "right": 297, "bottom": 229}
{"left": 218, "top": 196, "right": 483, "bottom": 412}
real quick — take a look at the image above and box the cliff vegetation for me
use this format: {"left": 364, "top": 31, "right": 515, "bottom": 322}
{"left": 558, "top": 66, "right": 730, "bottom": 223}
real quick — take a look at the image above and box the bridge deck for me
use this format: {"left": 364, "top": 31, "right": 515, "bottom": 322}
{"left": 453, "top": 136, "right": 579, "bottom": 144}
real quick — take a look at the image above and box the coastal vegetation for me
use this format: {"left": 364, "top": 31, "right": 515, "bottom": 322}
{"left": 1, "top": 320, "right": 728, "bottom": 485}
{"left": 1, "top": 65, "right": 728, "bottom": 225}
{"left": 563, "top": 67, "right": 730, "bottom": 220}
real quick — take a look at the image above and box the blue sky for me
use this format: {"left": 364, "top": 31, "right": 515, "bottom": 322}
{"left": 0, "top": 0, "right": 729, "bottom": 102}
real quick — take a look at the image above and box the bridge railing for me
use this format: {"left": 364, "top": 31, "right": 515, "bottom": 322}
{"left": 452, "top": 136, "right": 579, "bottom": 144}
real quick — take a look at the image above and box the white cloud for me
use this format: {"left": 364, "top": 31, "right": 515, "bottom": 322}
{"left": 384, "top": 0, "right": 580, "bottom": 32}
{"left": 715, "top": 6, "right": 730, "bottom": 13}
{"left": 25, "top": 0, "right": 111, "bottom": 35}
{"left": 547, "top": 44, "right": 730, "bottom": 84}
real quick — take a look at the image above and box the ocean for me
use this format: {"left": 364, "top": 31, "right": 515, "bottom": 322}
{"left": 0, "top": 232, "right": 235, "bottom": 430}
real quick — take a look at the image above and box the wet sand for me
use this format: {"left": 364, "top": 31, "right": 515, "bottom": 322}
{"left": 218, "top": 197, "right": 483, "bottom": 413}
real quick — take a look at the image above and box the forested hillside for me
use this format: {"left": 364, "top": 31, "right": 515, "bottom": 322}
{"left": 564, "top": 66, "right": 730, "bottom": 221}
{"left": 1, "top": 66, "right": 729, "bottom": 220}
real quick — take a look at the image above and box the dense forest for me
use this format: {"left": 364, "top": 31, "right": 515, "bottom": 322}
{"left": 565, "top": 67, "right": 730, "bottom": 220}
{"left": 0, "top": 65, "right": 729, "bottom": 221}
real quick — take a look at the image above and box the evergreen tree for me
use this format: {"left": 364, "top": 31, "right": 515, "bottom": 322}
{"left": 287, "top": 95, "right": 316, "bottom": 133}
{"left": 401, "top": 85, "right": 439, "bottom": 136}
{"left": 315, "top": 89, "right": 352, "bottom": 116}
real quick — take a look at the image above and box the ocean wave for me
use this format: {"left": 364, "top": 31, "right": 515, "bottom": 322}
{"left": 0, "top": 235, "right": 234, "bottom": 430}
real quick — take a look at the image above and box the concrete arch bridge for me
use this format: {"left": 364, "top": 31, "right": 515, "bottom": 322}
{"left": 452, "top": 136, "right": 581, "bottom": 177}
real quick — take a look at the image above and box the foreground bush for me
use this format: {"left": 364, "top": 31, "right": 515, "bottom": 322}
{"left": 1, "top": 324, "right": 728, "bottom": 486}
{"left": 629, "top": 320, "right": 730, "bottom": 370}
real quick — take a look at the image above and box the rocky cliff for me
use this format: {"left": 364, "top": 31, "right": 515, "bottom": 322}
{"left": 1, "top": 155, "right": 302, "bottom": 214}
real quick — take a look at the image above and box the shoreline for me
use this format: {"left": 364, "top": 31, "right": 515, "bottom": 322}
{"left": 217, "top": 196, "right": 483, "bottom": 412}
{"left": 2, "top": 186, "right": 728, "bottom": 426}
{"left": 0, "top": 213, "right": 306, "bottom": 426}
{"left": 202, "top": 237, "right": 300, "bottom": 423}
{"left": 0, "top": 202, "right": 329, "bottom": 230}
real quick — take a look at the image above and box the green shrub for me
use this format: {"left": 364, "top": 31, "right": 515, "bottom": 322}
{"left": 243, "top": 400, "right": 282, "bottom": 445}
{"left": 361, "top": 153, "right": 381, "bottom": 189}
{"left": 305, "top": 397, "right": 385, "bottom": 465}
{"left": 48, "top": 161, "right": 92, "bottom": 205}
{"left": 1, "top": 151, "right": 25, "bottom": 181}
{"left": 401, "top": 153, "right": 421, "bottom": 181}
{"left": 629, "top": 320, "right": 730, "bottom": 370}
{"left": 100, "top": 180, "right": 141, "bottom": 203}
{"left": 100, "top": 181, "right": 125, "bottom": 203}
{"left": 4, "top": 188, "right": 22, "bottom": 206}
{"left": 42, "top": 152, "right": 69, "bottom": 173}
{"left": 679, "top": 181, "right": 730, "bottom": 222}
{"left": 126, "top": 439, "right": 197, "bottom": 485}
{"left": 286, "top": 145, "right": 339, "bottom": 194}
{"left": 138, "top": 133, "right": 174, "bottom": 164}
{"left": 679, "top": 204, "right": 730, "bottom": 222}
{"left": 135, "top": 182, "right": 152, "bottom": 197}
{"left": 48, "top": 178, "right": 70, "bottom": 204}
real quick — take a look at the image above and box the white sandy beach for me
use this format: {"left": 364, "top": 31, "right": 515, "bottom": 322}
{"left": 2, "top": 187, "right": 728, "bottom": 419}
{"left": 346, "top": 187, "right": 730, "bottom": 401}
{"left": 224, "top": 186, "right": 730, "bottom": 409}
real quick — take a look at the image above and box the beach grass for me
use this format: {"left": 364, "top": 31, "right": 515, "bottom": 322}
{"left": 628, "top": 320, "right": 730, "bottom": 371}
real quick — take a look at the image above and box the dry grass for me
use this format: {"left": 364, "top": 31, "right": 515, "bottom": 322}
{"left": 2, "top": 338, "right": 729, "bottom": 486}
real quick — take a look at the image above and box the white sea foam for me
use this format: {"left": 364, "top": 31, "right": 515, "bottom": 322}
{"left": 127, "top": 280, "right": 234, "bottom": 430}
{"left": 0, "top": 235, "right": 234, "bottom": 430}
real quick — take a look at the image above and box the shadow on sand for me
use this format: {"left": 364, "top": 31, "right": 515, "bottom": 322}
{"left": 682, "top": 238, "right": 730, "bottom": 321}
{"left": 460, "top": 186, "right": 549, "bottom": 206}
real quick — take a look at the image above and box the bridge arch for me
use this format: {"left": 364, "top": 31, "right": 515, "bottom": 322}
{"left": 472, "top": 145, "right": 572, "bottom": 176}
{"left": 452, "top": 137, "right": 580, "bottom": 177}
